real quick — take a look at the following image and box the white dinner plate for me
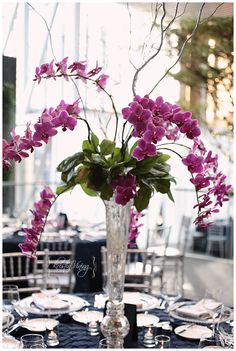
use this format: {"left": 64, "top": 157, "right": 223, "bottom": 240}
{"left": 137, "top": 313, "right": 159, "bottom": 327}
{"left": 123, "top": 292, "right": 161, "bottom": 311}
{"left": 175, "top": 324, "right": 212, "bottom": 340}
{"left": 20, "top": 318, "right": 59, "bottom": 331}
{"left": 94, "top": 292, "right": 161, "bottom": 312}
{"left": 2, "top": 312, "right": 15, "bottom": 329}
{"left": 72, "top": 310, "right": 103, "bottom": 324}
{"left": 19, "top": 294, "right": 89, "bottom": 315}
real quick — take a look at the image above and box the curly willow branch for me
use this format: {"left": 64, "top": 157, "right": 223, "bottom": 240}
{"left": 148, "top": 2, "right": 225, "bottom": 95}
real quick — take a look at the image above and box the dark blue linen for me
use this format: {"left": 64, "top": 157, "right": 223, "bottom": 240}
{"left": 11, "top": 293, "right": 200, "bottom": 349}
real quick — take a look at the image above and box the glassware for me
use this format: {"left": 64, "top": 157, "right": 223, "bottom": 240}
{"left": 161, "top": 280, "right": 181, "bottom": 312}
{"left": 20, "top": 334, "right": 46, "bottom": 348}
{"left": 41, "top": 275, "right": 61, "bottom": 317}
{"left": 155, "top": 335, "right": 171, "bottom": 348}
{"left": 216, "top": 305, "right": 234, "bottom": 348}
{"left": 2, "top": 285, "right": 20, "bottom": 335}
{"left": 198, "top": 332, "right": 224, "bottom": 349}
{"left": 99, "top": 338, "right": 108, "bottom": 348}
{"left": 202, "top": 289, "right": 222, "bottom": 336}
{"left": 87, "top": 320, "right": 100, "bottom": 336}
{"left": 100, "top": 198, "right": 132, "bottom": 348}
{"left": 143, "top": 325, "right": 156, "bottom": 348}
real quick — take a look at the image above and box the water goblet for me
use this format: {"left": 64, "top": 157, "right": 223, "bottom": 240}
{"left": 203, "top": 289, "right": 222, "bottom": 336}
{"left": 41, "top": 275, "right": 61, "bottom": 317}
{"left": 2, "top": 285, "right": 20, "bottom": 335}
{"left": 216, "top": 305, "right": 234, "bottom": 348}
{"left": 198, "top": 332, "right": 224, "bottom": 349}
{"left": 161, "top": 280, "right": 182, "bottom": 312}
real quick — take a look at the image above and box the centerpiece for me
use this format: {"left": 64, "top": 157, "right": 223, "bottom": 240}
{"left": 3, "top": 42, "right": 232, "bottom": 351}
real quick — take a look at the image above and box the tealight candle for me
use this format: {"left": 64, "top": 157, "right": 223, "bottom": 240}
{"left": 143, "top": 326, "right": 156, "bottom": 348}
{"left": 87, "top": 320, "right": 100, "bottom": 336}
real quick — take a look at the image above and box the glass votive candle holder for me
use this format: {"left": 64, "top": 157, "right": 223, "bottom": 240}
{"left": 20, "top": 334, "right": 46, "bottom": 349}
{"left": 155, "top": 335, "right": 171, "bottom": 349}
{"left": 87, "top": 320, "right": 100, "bottom": 336}
{"left": 143, "top": 325, "right": 156, "bottom": 348}
{"left": 98, "top": 338, "right": 108, "bottom": 348}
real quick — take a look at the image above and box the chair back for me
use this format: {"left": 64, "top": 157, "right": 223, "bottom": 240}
{"left": 207, "top": 225, "right": 225, "bottom": 240}
{"left": 101, "top": 247, "right": 155, "bottom": 293}
{"left": 147, "top": 226, "right": 172, "bottom": 249}
{"left": 43, "top": 238, "right": 76, "bottom": 293}
{"left": 176, "top": 216, "right": 191, "bottom": 253}
{"left": 2, "top": 250, "right": 49, "bottom": 295}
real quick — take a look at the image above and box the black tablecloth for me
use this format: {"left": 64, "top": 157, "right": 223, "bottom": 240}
{"left": 11, "top": 293, "right": 200, "bottom": 349}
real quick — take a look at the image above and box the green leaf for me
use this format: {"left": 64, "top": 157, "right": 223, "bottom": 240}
{"left": 134, "top": 185, "right": 152, "bottom": 212}
{"left": 90, "top": 154, "right": 108, "bottom": 167}
{"left": 80, "top": 182, "right": 97, "bottom": 197}
{"left": 74, "top": 167, "right": 90, "bottom": 183}
{"left": 56, "top": 184, "right": 74, "bottom": 195}
{"left": 156, "top": 153, "right": 170, "bottom": 163}
{"left": 82, "top": 140, "right": 93, "bottom": 152}
{"left": 100, "top": 183, "right": 113, "bottom": 200}
{"left": 167, "top": 190, "right": 175, "bottom": 202}
{"left": 134, "top": 156, "right": 159, "bottom": 174}
{"left": 111, "top": 147, "right": 123, "bottom": 162}
{"left": 87, "top": 166, "right": 109, "bottom": 191}
{"left": 57, "top": 152, "right": 84, "bottom": 172}
{"left": 100, "top": 139, "right": 116, "bottom": 156}
{"left": 91, "top": 132, "right": 99, "bottom": 151}
{"left": 153, "top": 179, "right": 171, "bottom": 194}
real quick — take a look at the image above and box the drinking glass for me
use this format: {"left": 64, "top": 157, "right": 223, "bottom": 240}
{"left": 161, "top": 280, "right": 181, "bottom": 312}
{"left": 20, "top": 334, "right": 46, "bottom": 348}
{"left": 155, "top": 335, "right": 171, "bottom": 348}
{"left": 41, "top": 275, "right": 61, "bottom": 316}
{"left": 203, "top": 289, "right": 222, "bottom": 336}
{"left": 216, "top": 305, "right": 234, "bottom": 348}
{"left": 198, "top": 332, "right": 224, "bottom": 349}
{"left": 2, "top": 285, "right": 20, "bottom": 335}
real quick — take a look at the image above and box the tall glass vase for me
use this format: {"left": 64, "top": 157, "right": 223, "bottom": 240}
{"left": 100, "top": 198, "right": 132, "bottom": 348}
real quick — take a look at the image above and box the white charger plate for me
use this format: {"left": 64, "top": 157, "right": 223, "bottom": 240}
{"left": 21, "top": 318, "right": 59, "bottom": 331}
{"left": 72, "top": 310, "right": 103, "bottom": 324}
{"left": 170, "top": 302, "right": 233, "bottom": 325}
{"left": 19, "top": 294, "right": 89, "bottom": 315}
{"left": 137, "top": 313, "right": 159, "bottom": 327}
{"left": 174, "top": 324, "right": 212, "bottom": 340}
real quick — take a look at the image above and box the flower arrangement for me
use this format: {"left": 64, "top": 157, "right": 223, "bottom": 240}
{"left": 3, "top": 57, "right": 232, "bottom": 258}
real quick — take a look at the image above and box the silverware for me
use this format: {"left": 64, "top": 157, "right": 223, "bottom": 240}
{"left": 178, "top": 324, "right": 195, "bottom": 334}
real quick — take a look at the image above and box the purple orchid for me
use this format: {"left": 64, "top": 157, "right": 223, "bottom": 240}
{"left": 52, "top": 110, "right": 77, "bottom": 131}
{"left": 132, "top": 139, "right": 156, "bottom": 161}
{"left": 95, "top": 74, "right": 109, "bottom": 91}
{"left": 33, "top": 122, "right": 58, "bottom": 144}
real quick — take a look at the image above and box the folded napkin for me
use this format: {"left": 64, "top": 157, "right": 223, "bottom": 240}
{"left": 176, "top": 298, "right": 222, "bottom": 319}
{"left": 32, "top": 293, "right": 69, "bottom": 310}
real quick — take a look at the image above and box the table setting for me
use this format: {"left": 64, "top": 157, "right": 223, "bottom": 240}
{"left": 2, "top": 284, "right": 234, "bottom": 349}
